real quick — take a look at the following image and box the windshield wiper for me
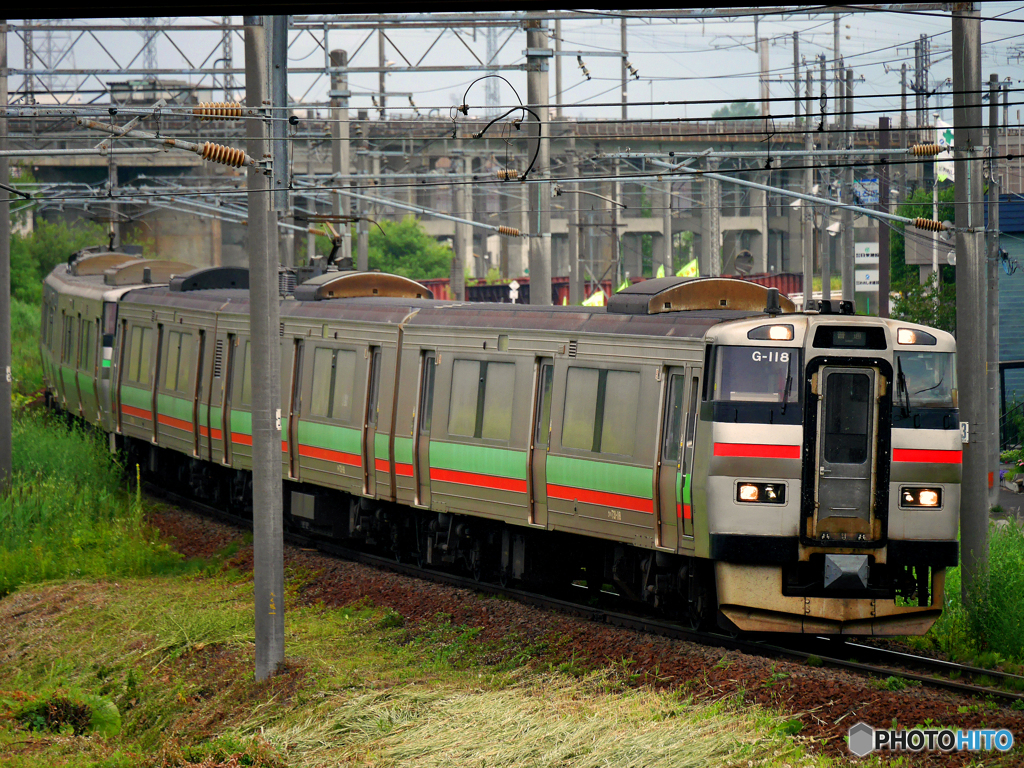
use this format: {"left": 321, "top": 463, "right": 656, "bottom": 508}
{"left": 896, "top": 357, "right": 911, "bottom": 419}
{"left": 780, "top": 368, "right": 793, "bottom": 415}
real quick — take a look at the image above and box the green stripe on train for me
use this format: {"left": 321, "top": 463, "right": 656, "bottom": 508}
{"left": 374, "top": 432, "right": 389, "bottom": 461}
{"left": 121, "top": 385, "right": 151, "bottom": 410}
{"left": 156, "top": 393, "right": 192, "bottom": 422}
{"left": 429, "top": 441, "right": 526, "bottom": 480}
{"left": 230, "top": 409, "right": 252, "bottom": 435}
{"left": 547, "top": 455, "right": 652, "bottom": 499}
{"left": 296, "top": 420, "right": 361, "bottom": 454}
{"left": 394, "top": 436, "right": 413, "bottom": 465}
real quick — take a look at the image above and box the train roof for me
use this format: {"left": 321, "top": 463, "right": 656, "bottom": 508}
{"left": 119, "top": 285, "right": 766, "bottom": 340}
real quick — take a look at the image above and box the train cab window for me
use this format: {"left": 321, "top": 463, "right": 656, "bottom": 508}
{"left": 448, "top": 359, "right": 516, "bottom": 441}
{"left": 127, "top": 326, "right": 154, "bottom": 385}
{"left": 163, "top": 331, "right": 193, "bottom": 393}
{"left": 562, "top": 367, "right": 640, "bottom": 456}
{"left": 893, "top": 351, "right": 958, "bottom": 429}
{"left": 710, "top": 345, "right": 801, "bottom": 424}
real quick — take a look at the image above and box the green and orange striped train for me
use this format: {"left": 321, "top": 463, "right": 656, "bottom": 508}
{"left": 41, "top": 250, "right": 961, "bottom": 634}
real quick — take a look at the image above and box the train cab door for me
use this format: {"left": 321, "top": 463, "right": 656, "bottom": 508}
{"left": 656, "top": 367, "right": 688, "bottom": 548}
{"left": 812, "top": 366, "right": 879, "bottom": 541}
{"left": 362, "top": 347, "right": 382, "bottom": 496}
{"left": 414, "top": 351, "right": 436, "bottom": 507}
{"left": 529, "top": 359, "right": 554, "bottom": 528}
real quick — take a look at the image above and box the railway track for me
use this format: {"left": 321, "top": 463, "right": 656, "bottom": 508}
{"left": 145, "top": 483, "right": 1024, "bottom": 707}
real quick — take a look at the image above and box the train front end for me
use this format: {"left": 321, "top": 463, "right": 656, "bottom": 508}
{"left": 695, "top": 308, "right": 959, "bottom": 634}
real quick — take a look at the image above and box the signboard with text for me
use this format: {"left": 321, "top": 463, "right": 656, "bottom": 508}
{"left": 855, "top": 242, "right": 879, "bottom": 265}
{"left": 855, "top": 269, "right": 879, "bottom": 293}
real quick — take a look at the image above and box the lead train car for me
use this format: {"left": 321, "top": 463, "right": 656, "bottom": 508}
{"left": 45, "top": 266, "right": 960, "bottom": 635}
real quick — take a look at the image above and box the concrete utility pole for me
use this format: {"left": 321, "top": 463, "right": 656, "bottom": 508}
{"left": 244, "top": 15, "right": 285, "bottom": 682}
{"left": 329, "top": 50, "right": 351, "bottom": 266}
{"left": 525, "top": 20, "right": 552, "bottom": 305}
{"left": 662, "top": 181, "right": 673, "bottom": 276}
{"left": 554, "top": 19, "right": 562, "bottom": 119}
{"left": 378, "top": 28, "right": 386, "bottom": 118}
{"left": 952, "top": 4, "right": 988, "bottom": 608}
{"left": 451, "top": 157, "right": 469, "bottom": 300}
{"left": 270, "top": 15, "right": 291, "bottom": 268}
{"left": 803, "top": 69, "right": 814, "bottom": 305}
{"left": 356, "top": 118, "right": 369, "bottom": 272}
{"left": 0, "top": 19, "right": 11, "bottom": 494}
{"left": 841, "top": 69, "right": 855, "bottom": 304}
{"left": 568, "top": 135, "right": 582, "bottom": 303}
{"left": 819, "top": 55, "right": 830, "bottom": 300}
{"left": 612, "top": 158, "right": 622, "bottom": 282}
{"left": 620, "top": 18, "right": 627, "bottom": 121}
{"left": 792, "top": 32, "right": 800, "bottom": 129}
{"left": 703, "top": 158, "right": 721, "bottom": 277}
{"left": 988, "top": 73, "right": 1001, "bottom": 508}
{"left": 833, "top": 15, "right": 841, "bottom": 128}
{"left": 877, "top": 117, "right": 890, "bottom": 318}
{"left": 759, "top": 38, "right": 769, "bottom": 117}
{"left": 108, "top": 160, "right": 120, "bottom": 249}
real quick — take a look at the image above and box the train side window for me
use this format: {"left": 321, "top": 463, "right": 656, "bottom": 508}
{"left": 332, "top": 349, "right": 356, "bottom": 422}
{"left": 448, "top": 359, "right": 480, "bottom": 437}
{"left": 419, "top": 353, "right": 436, "bottom": 432}
{"left": 127, "top": 326, "right": 153, "bottom": 385}
{"left": 367, "top": 348, "right": 382, "bottom": 427}
{"left": 237, "top": 341, "right": 253, "bottom": 406}
{"left": 61, "top": 315, "right": 74, "bottom": 364}
{"left": 682, "top": 375, "right": 700, "bottom": 472}
{"left": 480, "top": 361, "right": 515, "bottom": 440}
{"left": 600, "top": 371, "right": 639, "bottom": 456}
{"left": 535, "top": 363, "right": 554, "bottom": 447}
{"left": 561, "top": 367, "right": 639, "bottom": 455}
{"left": 78, "top": 319, "right": 92, "bottom": 371}
{"left": 561, "top": 367, "right": 600, "bottom": 450}
{"left": 662, "top": 374, "right": 686, "bottom": 464}
{"left": 309, "top": 347, "right": 333, "bottom": 417}
{"left": 163, "top": 331, "right": 193, "bottom": 393}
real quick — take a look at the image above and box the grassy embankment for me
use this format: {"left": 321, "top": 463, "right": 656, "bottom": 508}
{"left": 1, "top": 299, "right": 827, "bottom": 766}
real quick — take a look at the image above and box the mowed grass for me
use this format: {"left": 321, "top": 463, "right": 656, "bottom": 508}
{"left": 0, "top": 412, "right": 183, "bottom": 598}
{"left": 0, "top": 574, "right": 830, "bottom": 768}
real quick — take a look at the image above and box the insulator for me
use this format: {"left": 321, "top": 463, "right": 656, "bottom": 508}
{"left": 496, "top": 168, "right": 519, "bottom": 180}
{"left": 497, "top": 225, "right": 521, "bottom": 237}
{"left": 913, "top": 217, "right": 945, "bottom": 232}
{"left": 193, "top": 102, "right": 243, "bottom": 120}
{"left": 910, "top": 143, "right": 943, "bottom": 157}
{"left": 199, "top": 142, "right": 248, "bottom": 168}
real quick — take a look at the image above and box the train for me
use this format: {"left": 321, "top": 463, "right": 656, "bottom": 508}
{"left": 40, "top": 249, "right": 961, "bottom": 635}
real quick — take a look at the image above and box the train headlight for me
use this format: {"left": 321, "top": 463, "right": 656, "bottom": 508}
{"left": 736, "top": 482, "right": 786, "bottom": 504}
{"left": 899, "top": 486, "right": 943, "bottom": 508}
{"left": 896, "top": 328, "right": 937, "bottom": 346}
{"left": 747, "top": 324, "right": 794, "bottom": 341}
{"left": 739, "top": 484, "right": 760, "bottom": 502}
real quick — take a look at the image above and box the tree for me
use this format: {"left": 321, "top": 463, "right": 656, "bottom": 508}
{"left": 888, "top": 185, "right": 957, "bottom": 333}
{"left": 316, "top": 216, "right": 453, "bottom": 279}
{"left": 10, "top": 219, "right": 112, "bottom": 304}
{"left": 711, "top": 101, "right": 759, "bottom": 120}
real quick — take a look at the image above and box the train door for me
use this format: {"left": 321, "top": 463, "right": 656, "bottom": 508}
{"left": 287, "top": 339, "right": 303, "bottom": 480}
{"left": 191, "top": 330, "right": 206, "bottom": 457}
{"left": 529, "top": 358, "right": 554, "bottom": 527}
{"left": 812, "top": 366, "right": 878, "bottom": 541}
{"left": 680, "top": 366, "right": 701, "bottom": 541}
{"left": 151, "top": 325, "right": 163, "bottom": 443}
{"left": 362, "top": 346, "right": 382, "bottom": 496}
{"left": 656, "top": 367, "right": 688, "bottom": 548}
{"left": 221, "top": 333, "right": 236, "bottom": 465}
{"left": 414, "top": 351, "right": 436, "bottom": 507}
{"left": 74, "top": 314, "right": 90, "bottom": 419}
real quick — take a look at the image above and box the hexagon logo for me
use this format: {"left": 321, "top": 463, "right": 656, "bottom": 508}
{"left": 848, "top": 722, "right": 875, "bottom": 757}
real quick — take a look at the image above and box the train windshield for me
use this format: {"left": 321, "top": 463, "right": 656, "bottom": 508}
{"left": 713, "top": 346, "right": 801, "bottom": 404}
{"left": 893, "top": 351, "right": 958, "bottom": 429}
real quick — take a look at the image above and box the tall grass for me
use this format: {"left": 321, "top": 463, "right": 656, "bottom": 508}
{"left": 927, "top": 522, "right": 1024, "bottom": 663}
{"left": 0, "top": 413, "right": 181, "bottom": 597}
{"left": 11, "top": 298, "right": 43, "bottom": 398}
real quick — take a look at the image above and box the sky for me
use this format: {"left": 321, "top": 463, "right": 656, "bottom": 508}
{"left": 7, "top": 7, "right": 1024, "bottom": 127}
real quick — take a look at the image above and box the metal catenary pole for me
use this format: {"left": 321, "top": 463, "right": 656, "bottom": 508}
{"left": 987, "top": 73, "right": 1001, "bottom": 508}
{"left": 0, "top": 19, "right": 11, "bottom": 494}
{"left": 270, "top": 15, "right": 291, "bottom": 268}
{"left": 877, "top": 117, "right": 891, "bottom": 318}
{"left": 244, "top": 15, "right": 285, "bottom": 682}
{"left": 803, "top": 68, "right": 813, "bottom": 306}
{"left": 819, "top": 55, "right": 831, "bottom": 301}
{"left": 526, "top": 20, "right": 551, "bottom": 305}
{"left": 841, "top": 68, "right": 855, "bottom": 304}
{"left": 329, "top": 50, "right": 351, "bottom": 266}
{"left": 952, "top": 3, "right": 988, "bottom": 609}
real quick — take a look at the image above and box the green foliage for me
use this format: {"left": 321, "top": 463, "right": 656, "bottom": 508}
{"left": 10, "top": 219, "right": 110, "bottom": 304}
{"left": 926, "top": 522, "right": 1024, "bottom": 664}
{"left": 711, "top": 101, "right": 759, "bottom": 120}
{"left": 315, "top": 216, "right": 453, "bottom": 279}
{"left": 888, "top": 185, "right": 957, "bottom": 331}
{"left": 11, "top": 299, "right": 43, "bottom": 397}
{"left": 890, "top": 272, "right": 957, "bottom": 334}
{"left": 0, "top": 413, "right": 181, "bottom": 596}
